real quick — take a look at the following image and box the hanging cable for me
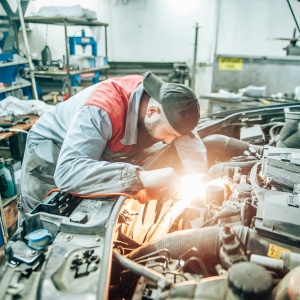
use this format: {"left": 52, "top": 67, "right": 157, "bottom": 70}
{"left": 43, "top": 188, "right": 153, "bottom": 204}
{"left": 0, "top": 127, "right": 28, "bottom": 134}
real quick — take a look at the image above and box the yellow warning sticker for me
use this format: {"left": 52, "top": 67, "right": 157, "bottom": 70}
{"left": 267, "top": 244, "right": 291, "bottom": 259}
{"left": 218, "top": 57, "right": 243, "bottom": 71}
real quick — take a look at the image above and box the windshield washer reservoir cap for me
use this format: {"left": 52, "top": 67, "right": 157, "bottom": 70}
{"left": 25, "top": 229, "right": 54, "bottom": 250}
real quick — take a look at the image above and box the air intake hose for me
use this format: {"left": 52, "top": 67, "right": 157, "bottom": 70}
{"left": 208, "top": 160, "right": 259, "bottom": 178}
{"left": 202, "top": 135, "right": 261, "bottom": 167}
{"left": 276, "top": 107, "right": 300, "bottom": 148}
{"left": 128, "top": 227, "right": 221, "bottom": 267}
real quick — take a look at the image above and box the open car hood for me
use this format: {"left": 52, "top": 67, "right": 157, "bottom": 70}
{"left": 1, "top": 102, "right": 300, "bottom": 300}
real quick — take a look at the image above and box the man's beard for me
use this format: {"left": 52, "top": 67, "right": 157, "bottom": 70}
{"left": 135, "top": 119, "right": 161, "bottom": 152}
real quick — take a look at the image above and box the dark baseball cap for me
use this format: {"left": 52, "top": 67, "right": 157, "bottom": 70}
{"left": 143, "top": 71, "right": 200, "bottom": 135}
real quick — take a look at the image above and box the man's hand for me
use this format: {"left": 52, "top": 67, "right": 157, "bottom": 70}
{"left": 137, "top": 168, "right": 179, "bottom": 201}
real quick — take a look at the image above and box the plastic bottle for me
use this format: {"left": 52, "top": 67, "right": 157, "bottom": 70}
{"left": 5, "top": 158, "right": 21, "bottom": 195}
{"left": 0, "top": 159, "right": 15, "bottom": 198}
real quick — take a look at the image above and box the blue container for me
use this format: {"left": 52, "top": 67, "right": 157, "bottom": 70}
{"left": 0, "top": 52, "right": 17, "bottom": 84}
{"left": 0, "top": 65, "right": 18, "bottom": 84}
{"left": 0, "top": 52, "right": 13, "bottom": 62}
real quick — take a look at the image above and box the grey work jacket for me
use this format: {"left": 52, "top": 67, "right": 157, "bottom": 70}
{"left": 20, "top": 82, "right": 207, "bottom": 214}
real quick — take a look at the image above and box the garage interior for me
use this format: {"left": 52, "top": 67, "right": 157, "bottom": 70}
{"left": 0, "top": 0, "right": 300, "bottom": 299}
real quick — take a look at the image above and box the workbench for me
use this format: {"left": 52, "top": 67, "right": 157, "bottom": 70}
{"left": 0, "top": 115, "right": 39, "bottom": 140}
{"left": 202, "top": 96, "right": 284, "bottom": 115}
{"left": 0, "top": 114, "right": 39, "bottom": 158}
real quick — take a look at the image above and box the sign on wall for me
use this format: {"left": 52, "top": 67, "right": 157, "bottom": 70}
{"left": 218, "top": 57, "right": 243, "bottom": 70}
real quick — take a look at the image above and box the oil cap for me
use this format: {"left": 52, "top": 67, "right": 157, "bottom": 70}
{"left": 25, "top": 229, "right": 54, "bottom": 250}
{"left": 228, "top": 262, "right": 273, "bottom": 300}
{"left": 205, "top": 185, "right": 224, "bottom": 205}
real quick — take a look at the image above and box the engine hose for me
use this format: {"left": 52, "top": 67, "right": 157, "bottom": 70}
{"left": 203, "top": 135, "right": 260, "bottom": 167}
{"left": 113, "top": 249, "right": 172, "bottom": 289}
{"left": 201, "top": 209, "right": 241, "bottom": 227}
{"left": 128, "top": 227, "right": 221, "bottom": 267}
{"left": 124, "top": 225, "right": 300, "bottom": 287}
{"left": 208, "top": 160, "right": 259, "bottom": 178}
{"left": 269, "top": 124, "right": 284, "bottom": 141}
{"left": 249, "top": 162, "right": 262, "bottom": 191}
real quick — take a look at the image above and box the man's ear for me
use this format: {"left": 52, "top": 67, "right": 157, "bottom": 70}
{"left": 147, "top": 105, "right": 161, "bottom": 118}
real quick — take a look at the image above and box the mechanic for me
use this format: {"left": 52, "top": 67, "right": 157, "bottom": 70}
{"left": 19, "top": 71, "right": 207, "bottom": 215}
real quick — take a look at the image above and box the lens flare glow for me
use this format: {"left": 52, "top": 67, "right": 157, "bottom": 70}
{"left": 179, "top": 173, "right": 210, "bottom": 202}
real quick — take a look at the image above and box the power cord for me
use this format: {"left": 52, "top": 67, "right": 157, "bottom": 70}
{"left": 0, "top": 127, "right": 28, "bottom": 134}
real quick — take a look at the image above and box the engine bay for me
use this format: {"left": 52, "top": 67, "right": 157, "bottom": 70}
{"left": 1, "top": 104, "right": 300, "bottom": 299}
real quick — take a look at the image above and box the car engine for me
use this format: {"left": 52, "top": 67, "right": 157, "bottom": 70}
{"left": 0, "top": 104, "right": 300, "bottom": 300}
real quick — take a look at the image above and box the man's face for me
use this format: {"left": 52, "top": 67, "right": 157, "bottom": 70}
{"left": 144, "top": 115, "right": 181, "bottom": 144}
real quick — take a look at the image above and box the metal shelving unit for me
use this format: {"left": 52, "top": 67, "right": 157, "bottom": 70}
{"left": 0, "top": 55, "right": 32, "bottom": 96}
{"left": 0, "top": 55, "right": 27, "bottom": 67}
{"left": 31, "top": 65, "right": 110, "bottom": 76}
{"left": 0, "top": 0, "right": 36, "bottom": 99}
{"left": 0, "top": 78, "right": 31, "bottom": 94}
{"left": 12, "top": 16, "right": 110, "bottom": 97}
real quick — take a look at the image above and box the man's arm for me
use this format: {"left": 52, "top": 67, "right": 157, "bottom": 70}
{"left": 173, "top": 129, "right": 208, "bottom": 175}
{"left": 54, "top": 106, "right": 143, "bottom": 194}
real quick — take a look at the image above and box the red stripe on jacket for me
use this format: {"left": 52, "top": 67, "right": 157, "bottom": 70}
{"left": 84, "top": 75, "right": 143, "bottom": 153}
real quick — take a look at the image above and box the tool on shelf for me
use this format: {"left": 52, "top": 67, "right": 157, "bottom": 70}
{"left": 69, "top": 29, "right": 100, "bottom": 88}
{"left": 0, "top": 115, "right": 30, "bottom": 128}
{"left": 41, "top": 25, "right": 53, "bottom": 66}
{"left": 69, "top": 29, "right": 97, "bottom": 56}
